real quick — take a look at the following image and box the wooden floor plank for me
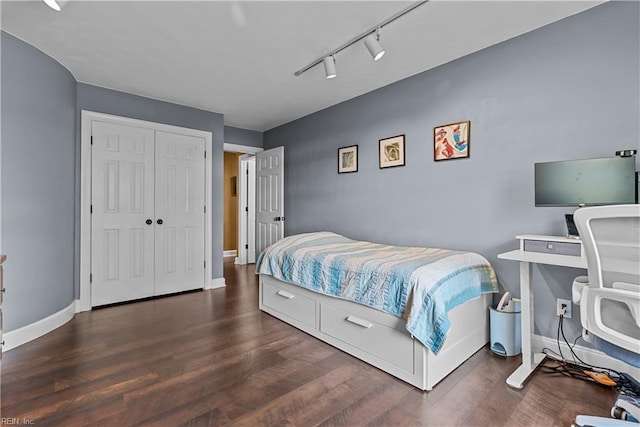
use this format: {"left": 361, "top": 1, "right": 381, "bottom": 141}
{"left": 1, "top": 258, "right": 617, "bottom": 426}
{"left": 318, "top": 379, "right": 412, "bottom": 426}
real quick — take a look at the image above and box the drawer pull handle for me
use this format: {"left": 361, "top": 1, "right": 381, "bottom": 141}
{"left": 276, "top": 290, "right": 294, "bottom": 300}
{"left": 346, "top": 315, "right": 372, "bottom": 329}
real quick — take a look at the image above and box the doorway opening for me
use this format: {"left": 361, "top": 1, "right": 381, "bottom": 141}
{"left": 223, "top": 143, "right": 262, "bottom": 266}
{"left": 223, "top": 151, "right": 242, "bottom": 259}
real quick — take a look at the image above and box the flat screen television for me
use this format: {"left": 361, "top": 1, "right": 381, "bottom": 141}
{"left": 534, "top": 157, "right": 637, "bottom": 207}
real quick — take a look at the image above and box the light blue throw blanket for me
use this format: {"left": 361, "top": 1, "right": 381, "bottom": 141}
{"left": 256, "top": 232, "right": 498, "bottom": 354}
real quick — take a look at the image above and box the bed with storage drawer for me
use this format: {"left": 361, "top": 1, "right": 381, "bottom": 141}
{"left": 257, "top": 232, "right": 498, "bottom": 391}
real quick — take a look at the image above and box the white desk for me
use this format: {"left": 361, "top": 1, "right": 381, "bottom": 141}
{"left": 498, "top": 235, "right": 587, "bottom": 389}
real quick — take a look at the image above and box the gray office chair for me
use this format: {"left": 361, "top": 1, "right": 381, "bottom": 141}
{"left": 572, "top": 204, "right": 640, "bottom": 427}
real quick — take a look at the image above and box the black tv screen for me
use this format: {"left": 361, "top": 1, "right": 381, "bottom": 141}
{"left": 535, "top": 157, "right": 636, "bottom": 207}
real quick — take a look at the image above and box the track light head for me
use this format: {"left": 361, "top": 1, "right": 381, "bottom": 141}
{"left": 323, "top": 55, "right": 337, "bottom": 79}
{"left": 365, "top": 31, "right": 385, "bottom": 61}
{"left": 43, "top": 0, "right": 67, "bottom": 11}
{"left": 43, "top": 0, "right": 61, "bottom": 11}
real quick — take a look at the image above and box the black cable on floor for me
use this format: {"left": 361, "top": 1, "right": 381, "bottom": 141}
{"left": 540, "top": 313, "right": 639, "bottom": 398}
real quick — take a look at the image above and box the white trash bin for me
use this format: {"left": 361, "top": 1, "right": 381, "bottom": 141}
{"left": 489, "top": 306, "right": 521, "bottom": 356}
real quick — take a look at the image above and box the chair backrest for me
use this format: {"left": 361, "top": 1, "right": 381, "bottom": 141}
{"left": 574, "top": 204, "right": 640, "bottom": 355}
{"left": 575, "top": 204, "right": 640, "bottom": 292}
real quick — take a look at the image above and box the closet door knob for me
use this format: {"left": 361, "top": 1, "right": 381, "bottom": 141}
{"left": 157, "top": 219, "right": 163, "bottom": 225}
{"left": 146, "top": 219, "right": 153, "bottom": 225}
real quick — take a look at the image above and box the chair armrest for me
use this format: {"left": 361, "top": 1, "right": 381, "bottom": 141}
{"left": 584, "top": 288, "right": 640, "bottom": 353}
{"left": 613, "top": 281, "right": 640, "bottom": 292}
{"left": 573, "top": 276, "right": 589, "bottom": 305}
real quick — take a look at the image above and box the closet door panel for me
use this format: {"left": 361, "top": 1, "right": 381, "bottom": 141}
{"left": 154, "top": 131, "right": 206, "bottom": 295}
{"left": 91, "top": 122, "right": 155, "bottom": 306}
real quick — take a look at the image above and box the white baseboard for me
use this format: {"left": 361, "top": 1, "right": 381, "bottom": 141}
{"left": 223, "top": 250, "right": 237, "bottom": 258}
{"left": 3, "top": 300, "right": 77, "bottom": 351}
{"left": 206, "top": 277, "right": 226, "bottom": 290}
{"left": 532, "top": 334, "right": 640, "bottom": 379}
{"left": 76, "top": 295, "right": 91, "bottom": 313}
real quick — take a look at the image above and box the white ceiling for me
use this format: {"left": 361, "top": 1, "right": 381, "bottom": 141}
{"left": 1, "top": 1, "right": 603, "bottom": 131}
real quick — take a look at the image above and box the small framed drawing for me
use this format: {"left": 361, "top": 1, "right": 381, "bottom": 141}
{"left": 338, "top": 145, "right": 358, "bottom": 173}
{"left": 434, "top": 120, "right": 470, "bottom": 161}
{"left": 379, "top": 135, "right": 405, "bottom": 169}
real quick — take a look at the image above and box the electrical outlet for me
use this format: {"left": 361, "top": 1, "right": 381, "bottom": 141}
{"left": 556, "top": 298, "right": 572, "bottom": 318}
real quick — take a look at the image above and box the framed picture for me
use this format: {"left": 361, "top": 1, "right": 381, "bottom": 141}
{"left": 434, "top": 120, "right": 470, "bottom": 161}
{"left": 379, "top": 135, "right": 405, "bottom": 169}
{"left": 338, "top": 145, "right": 358, "bottom": 173}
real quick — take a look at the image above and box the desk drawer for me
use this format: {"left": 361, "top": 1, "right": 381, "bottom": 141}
{"left": 262, "top": 281, "right": 317, "bottom": 328}
{"left": 320, "top": 304, "right": 414, "bottom": 372}
{"left": 523, "top": 239, "right": 581, "bottom": 257}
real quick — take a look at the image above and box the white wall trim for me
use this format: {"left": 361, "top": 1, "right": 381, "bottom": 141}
{"left": 223, "top": 142, "right": 263, "bottom": 154}
{"left": 223, "top": 250, "right": 237, "bottom": 258}
{"left": 206, "top": 277, "right": 226, "bottom": 290}
{"left": 3, "top": 301, "right": 76, "bottom": 351}
{"left": 532, "top": 334, "right": 640, "bottom": 379}
{"left": 79, "top": 111, "right": 213, "bottom": 311}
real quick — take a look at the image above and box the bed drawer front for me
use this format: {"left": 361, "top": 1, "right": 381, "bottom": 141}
{"left": 262, "top": 281, "right": 317, "bottom": 328}
{"left": 320, "top": 304, "right": 414, "bottom": 372}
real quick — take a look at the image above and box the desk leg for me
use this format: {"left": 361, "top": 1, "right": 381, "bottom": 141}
{"left": 506, "top": 260, "right": 545, "bottom": 388}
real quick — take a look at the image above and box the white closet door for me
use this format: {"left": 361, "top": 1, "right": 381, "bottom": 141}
{"left": 91, "top": 122, "right": 155, "bottom": 306}
{"left": 154, "top": 131, "right": 206, "bottom": 295}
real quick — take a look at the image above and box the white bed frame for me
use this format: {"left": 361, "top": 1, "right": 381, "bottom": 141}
{"left": 259, "top": 274, "right": 490, "bottom": 391}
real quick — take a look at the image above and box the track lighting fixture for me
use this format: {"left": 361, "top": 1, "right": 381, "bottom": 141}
{"left": 364, "top": 29, "right": 385, "bottom": 61}
{"left": 294, "top": 1, "right": 427, "bottom": 79}
{"left": 323, "top": 55, "right": 337, "bottom": 79}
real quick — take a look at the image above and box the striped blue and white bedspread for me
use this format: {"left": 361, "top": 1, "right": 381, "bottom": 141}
{"left": 256, "top": 232, "right": 498, "bottom": 355}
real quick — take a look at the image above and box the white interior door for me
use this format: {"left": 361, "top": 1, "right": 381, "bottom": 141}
{"left": 256, "top": 146, "right": 284, "bottom": 259}
{"left": 154, "top": 131, "right": 206, "bottom": 295}
{"left": 91, "top": 122, "right": 156, "bottom": 306}
{"left": 237, "top": 155, "right": 256, "bottom": 265}
{"left": 247, "top": 157, "right": 256, "bottom": 263}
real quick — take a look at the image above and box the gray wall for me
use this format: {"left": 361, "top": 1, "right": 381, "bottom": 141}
{"left": 76, "top": 83, "right": 226, "bottom": 286}
{"left": 264, "top": 2, "right": 640, "bottom": 341}
{"left": 1, "top": 32, "right": 77, "bottom": 331}
{"left": 224, "top": 125, "right": 263, "bottom": 149}
{"left": 1, "top": 36, "right": 227, "bottom": 332}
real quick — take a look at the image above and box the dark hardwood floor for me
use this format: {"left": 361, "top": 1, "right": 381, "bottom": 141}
{"left": 2, "top": 258, "right": 616, "bottom": 426}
